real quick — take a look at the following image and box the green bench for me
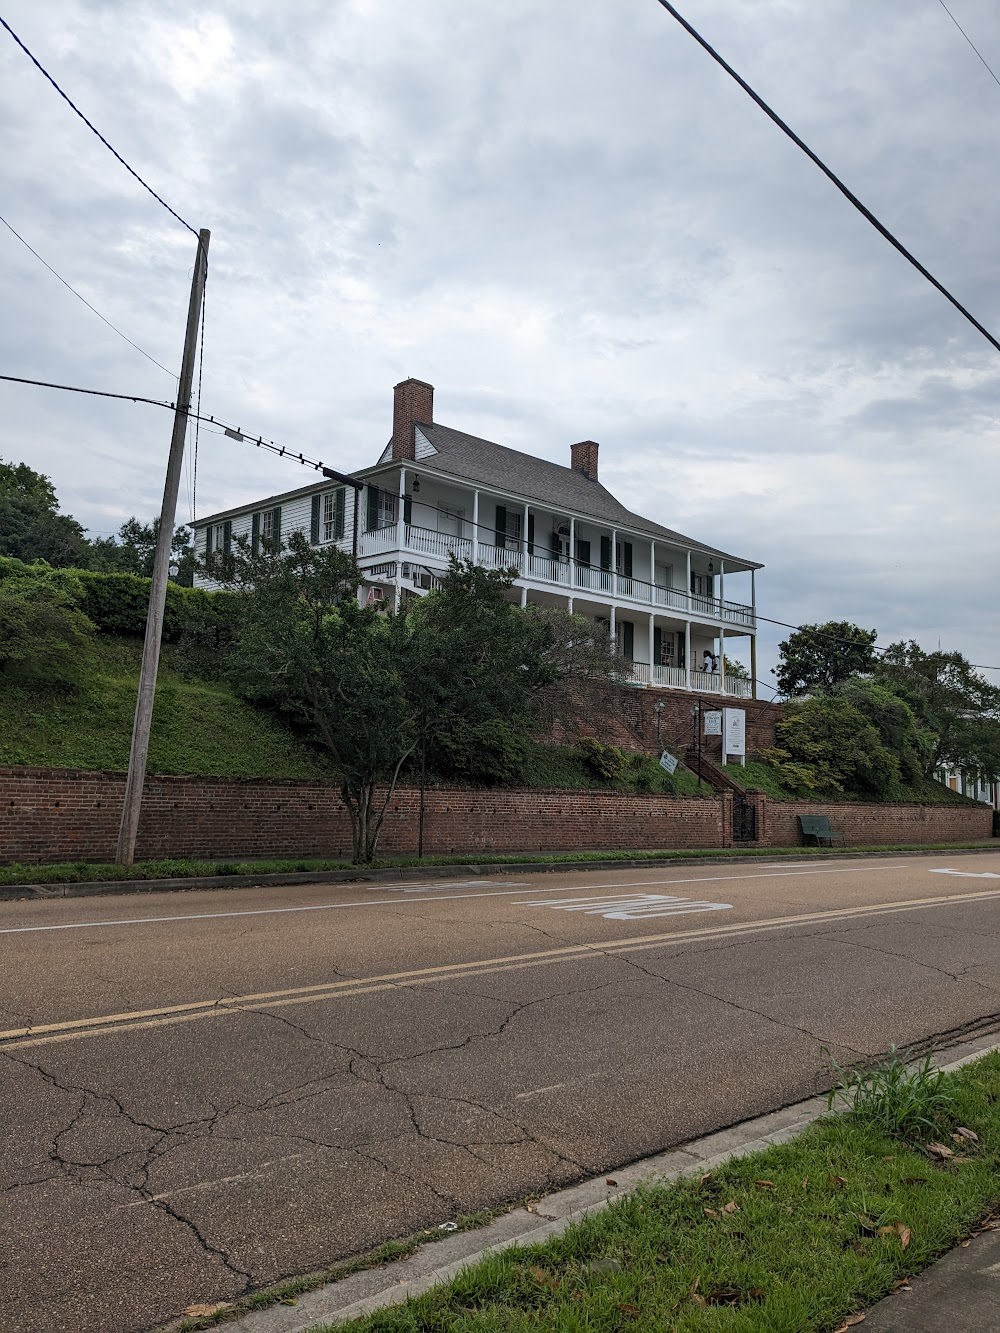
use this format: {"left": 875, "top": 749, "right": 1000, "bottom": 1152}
{"left": 798, "top": 814, "right": 846, "bottom": 847}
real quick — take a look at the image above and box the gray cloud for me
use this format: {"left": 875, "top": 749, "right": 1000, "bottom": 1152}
{"left": 3, "top": 0, "right": 1000, "bottom": 685}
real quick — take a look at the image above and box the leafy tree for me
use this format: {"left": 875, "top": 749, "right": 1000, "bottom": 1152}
{"left": 831, "top": 677, "right": 932, "bottom": 785}
{"left": 90, "top": 518, "right": 195, "bottom": 586}
{"left": 0, "top": 576, "right": 95, "bottom": 687}
{"left": 0, "top": 457, "right": 90, "bottom": 568}
{"left": 212, "top": 532, "right": 413, "bottom": 864}
{"left": 767, "top": 696, "right": 900, "bottom": 798}
{"left": 775, "top": 621, "right": 877, "bottom": 697}
{"left": 875, "top": 641, "right": 1000, "bottom": 779}
{"left": 723, "top": 656, "right": 750, "bottom": 681}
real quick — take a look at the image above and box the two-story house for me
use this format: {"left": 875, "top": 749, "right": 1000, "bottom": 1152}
{"left": 192, "top": 379, "right": 762, "bottom": 698}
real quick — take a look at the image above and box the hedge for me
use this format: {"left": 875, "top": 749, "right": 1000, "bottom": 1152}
{"left": 0, "top": 555, "right": 237, "bottom": 643}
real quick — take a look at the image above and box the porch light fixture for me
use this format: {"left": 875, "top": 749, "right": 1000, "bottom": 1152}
{"left": 412, "top": 476, "right": 420, "bottom": 493}
{"left": 708, "top": 560, "right": 714, "bottom": 573}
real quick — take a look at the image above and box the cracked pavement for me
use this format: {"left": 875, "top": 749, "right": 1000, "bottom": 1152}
{"left": 2, "top": 854, "right": 1000, "bottom": 1332}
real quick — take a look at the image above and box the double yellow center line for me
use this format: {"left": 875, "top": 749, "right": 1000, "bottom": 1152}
{"left": 5, "top": 886, "right": 1000, "bottom": 1051}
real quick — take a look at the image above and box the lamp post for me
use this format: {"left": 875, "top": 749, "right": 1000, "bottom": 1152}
{"left": 691, "top": 700, "right": 704, "bottom": 790}
{"left": 654, "top": 698, "right": 664, "bottom": 744}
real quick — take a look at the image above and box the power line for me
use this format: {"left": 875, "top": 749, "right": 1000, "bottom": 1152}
{"left": 653, "top": 1, "right": 1000, "bottom": 357}
{"left": 936, "top": 0, "right": 1000, "bottom": 90}
{"left": 0, "top": 371, "right": 175, "bottom": 409}
{"left": 0, "top": 14, "right": 199, "bottom": 239}
{"left": 0, "top": 211, "right": 176, "bottom": 379}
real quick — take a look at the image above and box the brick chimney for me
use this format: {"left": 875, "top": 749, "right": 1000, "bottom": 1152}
{"left": 570, "top": 440, "right": 599, "bottom": 481}
{"left": 392, "top": 378, "right": 434, "bottom": 461}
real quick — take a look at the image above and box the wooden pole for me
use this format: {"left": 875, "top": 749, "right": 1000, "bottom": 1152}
{"left": 116, "top": 229, "right": 210, "bottom": 864}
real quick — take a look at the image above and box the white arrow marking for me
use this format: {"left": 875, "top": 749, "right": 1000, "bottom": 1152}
{"left": 928, "top": 869, "right": 1000, "bottom": 879}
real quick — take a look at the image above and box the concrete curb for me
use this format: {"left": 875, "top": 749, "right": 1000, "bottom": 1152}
{"left": 201, "top": 1031, "right": 1000, "bottom": 1333}
{"left": 3, "top": 844, "right": 998, "bottom": 902}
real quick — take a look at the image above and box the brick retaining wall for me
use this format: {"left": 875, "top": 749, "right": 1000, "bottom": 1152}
{"left": 0, "top": 767, "right": 990, "bottom": 866}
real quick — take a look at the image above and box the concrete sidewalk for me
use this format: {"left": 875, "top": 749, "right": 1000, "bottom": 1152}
{"left": 863, "top": 1224, "right": 1000, "bottom": 1332}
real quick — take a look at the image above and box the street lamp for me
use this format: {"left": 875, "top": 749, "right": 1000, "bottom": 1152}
{"left": 654, "top": 698, "right": 665, "bottom": 743}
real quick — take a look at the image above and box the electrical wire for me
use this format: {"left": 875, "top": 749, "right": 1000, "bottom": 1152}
{"left": 0, "top": 14, "right": 198, "bottom": 239}
{"left": 0, "top": 372, "right": 175, "bottom": 409}
{"left": 653, "top": 0, "right": 1000, "bottom": 357}
{"left": 0, "top": 212, "right": 176, "bottom": 379}
{"left": 936, "top": 0, "right": 1000, "bottom": 90}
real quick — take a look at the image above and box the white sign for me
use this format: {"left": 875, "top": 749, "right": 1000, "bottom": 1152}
{"left": 723, "top": 707, "right": 746, "bottom": 759}
{"left": 659, "top": 750, "right": 679, "bottom": 774}
{"left": 704, "top": 711, "right": 722, "bottom": 736}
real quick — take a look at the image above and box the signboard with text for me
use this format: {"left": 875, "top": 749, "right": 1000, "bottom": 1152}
{"left": 723, "top": 707, "right": 746, "bottom": 759}
{"left": 703, "top": 711, "right": 722, "bottom": 736}
{"left": 659, "top": 750, "right": 679, "bottom": 774}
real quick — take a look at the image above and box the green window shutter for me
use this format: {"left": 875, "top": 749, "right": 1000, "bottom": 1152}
{"left": 366, "top": 486, "right": 378, "bottom": 532}
{"left": 575, "top": 539, "right": 591, "bottom": 566}
{"left": 600, "top": 535, "right": 611, "bottom": 571}
{"left": 623, "top": 541, "right": 633, "bottom": 578}
{"left": 272, "top": 507, "right": 282, "bottom": 542}
{"left": 335, "top": 488, "right": 346, "bottom": 539}
{"left": 251, "top": 511, "right": 260, "bottom": 554}
{"left": 223, "top": 520, "right": 232, "bottom": 554}
{"left": 310, "top": 494, "right": 321, "bottom": 543}
{"left": 403, "top": 495, "right": 412, "bottom": 525}
{"left": 205, "top": 525, "right": 214, "bottom": 555}
{"left": 495, "top": 504, "right": 507, "bottom": 550}
{"left": 653, "top": 626, "right": 662, "bottom": 665}
{"left": 622, "top": 620, "right": 634, "bottom": 661}
{"left": 550, "top": 529, "right": 561, "bottom": 559}
{"left": 527, "top": 514, "right": 534, "bottom": 555}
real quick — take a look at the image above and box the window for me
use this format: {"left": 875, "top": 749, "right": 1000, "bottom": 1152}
{"left": 204, "top": 521, "right": 231, "bottom": 556}
{"left": 323, "top": 489, "right": 346, "bottom": 542}
{"left": 494, "top": 505, "right": 521, "bottom": 550}
{"left": 366, "top": 486, "right": 398, "bottom": 531}
{"left": 252, "top": 506, "right": 280, "bottom": 553}
{"left": 261, "top": 509, "right": 275, "bottom": 543}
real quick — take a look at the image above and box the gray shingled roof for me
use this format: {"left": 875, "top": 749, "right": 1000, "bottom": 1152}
{"left": 411, "top": 422, "right": 761, "bottom": 570}
{"left": 194, "top": 418, "right": 761, "bottom": 572}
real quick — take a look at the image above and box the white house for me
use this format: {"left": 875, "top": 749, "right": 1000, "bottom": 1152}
{"left": 192, "top": 379, "right": 763, "bottom": 699}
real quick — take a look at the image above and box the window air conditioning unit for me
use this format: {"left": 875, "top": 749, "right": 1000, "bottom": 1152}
{"left": 401, "top": 562, "right": 412, "bottom": 577}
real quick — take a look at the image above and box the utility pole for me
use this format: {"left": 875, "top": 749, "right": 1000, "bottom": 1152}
{"left": 116, "top": 229, "right": 210, "bottom": 865}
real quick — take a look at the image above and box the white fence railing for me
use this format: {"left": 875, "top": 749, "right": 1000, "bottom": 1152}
{"left": 359, "top": 524, "right": 755, "bottom": 626}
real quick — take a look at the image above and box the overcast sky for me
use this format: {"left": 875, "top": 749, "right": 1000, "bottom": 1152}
{"left": 3, "top": 0, "right": 1000, "bottom": 686}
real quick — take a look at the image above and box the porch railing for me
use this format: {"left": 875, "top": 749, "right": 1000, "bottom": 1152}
{"left": 357, "top": 523, "right": 755, "bottom": 626}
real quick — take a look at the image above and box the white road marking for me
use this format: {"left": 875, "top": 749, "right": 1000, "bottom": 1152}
{"left": 517, "top": 893, "right": 732, "bottom": 920}
{"left": 117, "top": 1153, "right": 305, "bottom": 1207}
{"left": 0, "top": 862, "right": 920, "bottom": 936}
{"left": 929, "top": 869, "right": 1000, "bottom": 879}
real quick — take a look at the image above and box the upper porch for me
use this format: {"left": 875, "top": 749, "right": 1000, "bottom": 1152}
{"left": 357, "top": 463, "right": 758, "bottom": 632}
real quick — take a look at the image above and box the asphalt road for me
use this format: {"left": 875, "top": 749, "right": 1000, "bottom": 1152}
{"left": 3, "top": 852, "right": 1000, "bottom": 1333}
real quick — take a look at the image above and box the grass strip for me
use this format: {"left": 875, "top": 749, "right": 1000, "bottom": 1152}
{"left": 171, "top": 1210, "right": 501, "bottom": 1331}
{"left": 1, "top": 842, "right": 996, "bottom": 888}
{"left": 324, "top": 1053, "right": 1000, "bottom": 1332}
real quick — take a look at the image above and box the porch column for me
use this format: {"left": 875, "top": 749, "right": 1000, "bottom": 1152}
{"left": 685, "top": 549, "right": 691, "bottom": 610}
{"left": 472, "top": 490, "right": 479, "bottom": 564}
{"left": 567, "top": 595, "right": 574, "bottom": 613}
{"left": 719, "top": 628, "right": 726, "bottom": 695}
{"left": 521, "top": 586, "right": 528, "bottom": 608}
{"left": 751, "top": 567, "right": 758, "bottom": 699}
{"left": 684, "top": 620, "right": 691, "bottom": 690}
{"left": 609, "top": 603, "right": 616, "bottom": 647}
{"left": 612, "top": 528, "right": 618, "bottom": 596}
{"left": 648, "top": 613, "right": 655, "bottom": 679}
{"left": 751, "top": 632, "right": 758, "bottom": 700}
{"left": 395, "top": 468, "right": 406, "bottom": 611}
{"left": 569, "top": 517, "right": 575, "bottom": 590}
{"left": 523, "top": 501, "right": 529, "bottom": 575}
{"left": 650, "top": 540, "right": 656, "bottom": 585}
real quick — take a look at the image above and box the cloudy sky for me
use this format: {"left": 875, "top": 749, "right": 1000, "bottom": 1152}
{"left": 3, "top": 0, "right": 1000, "bottom": 686}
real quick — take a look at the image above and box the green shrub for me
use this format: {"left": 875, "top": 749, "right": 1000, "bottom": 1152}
{"left": 577, "top": 736, "right": 629, "bottom": 784}
{"left": 772, "top": 697, "right": 901, "bottom": 798}
{"left": 0, "top": 576, "right": 95, "bottom": 688}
